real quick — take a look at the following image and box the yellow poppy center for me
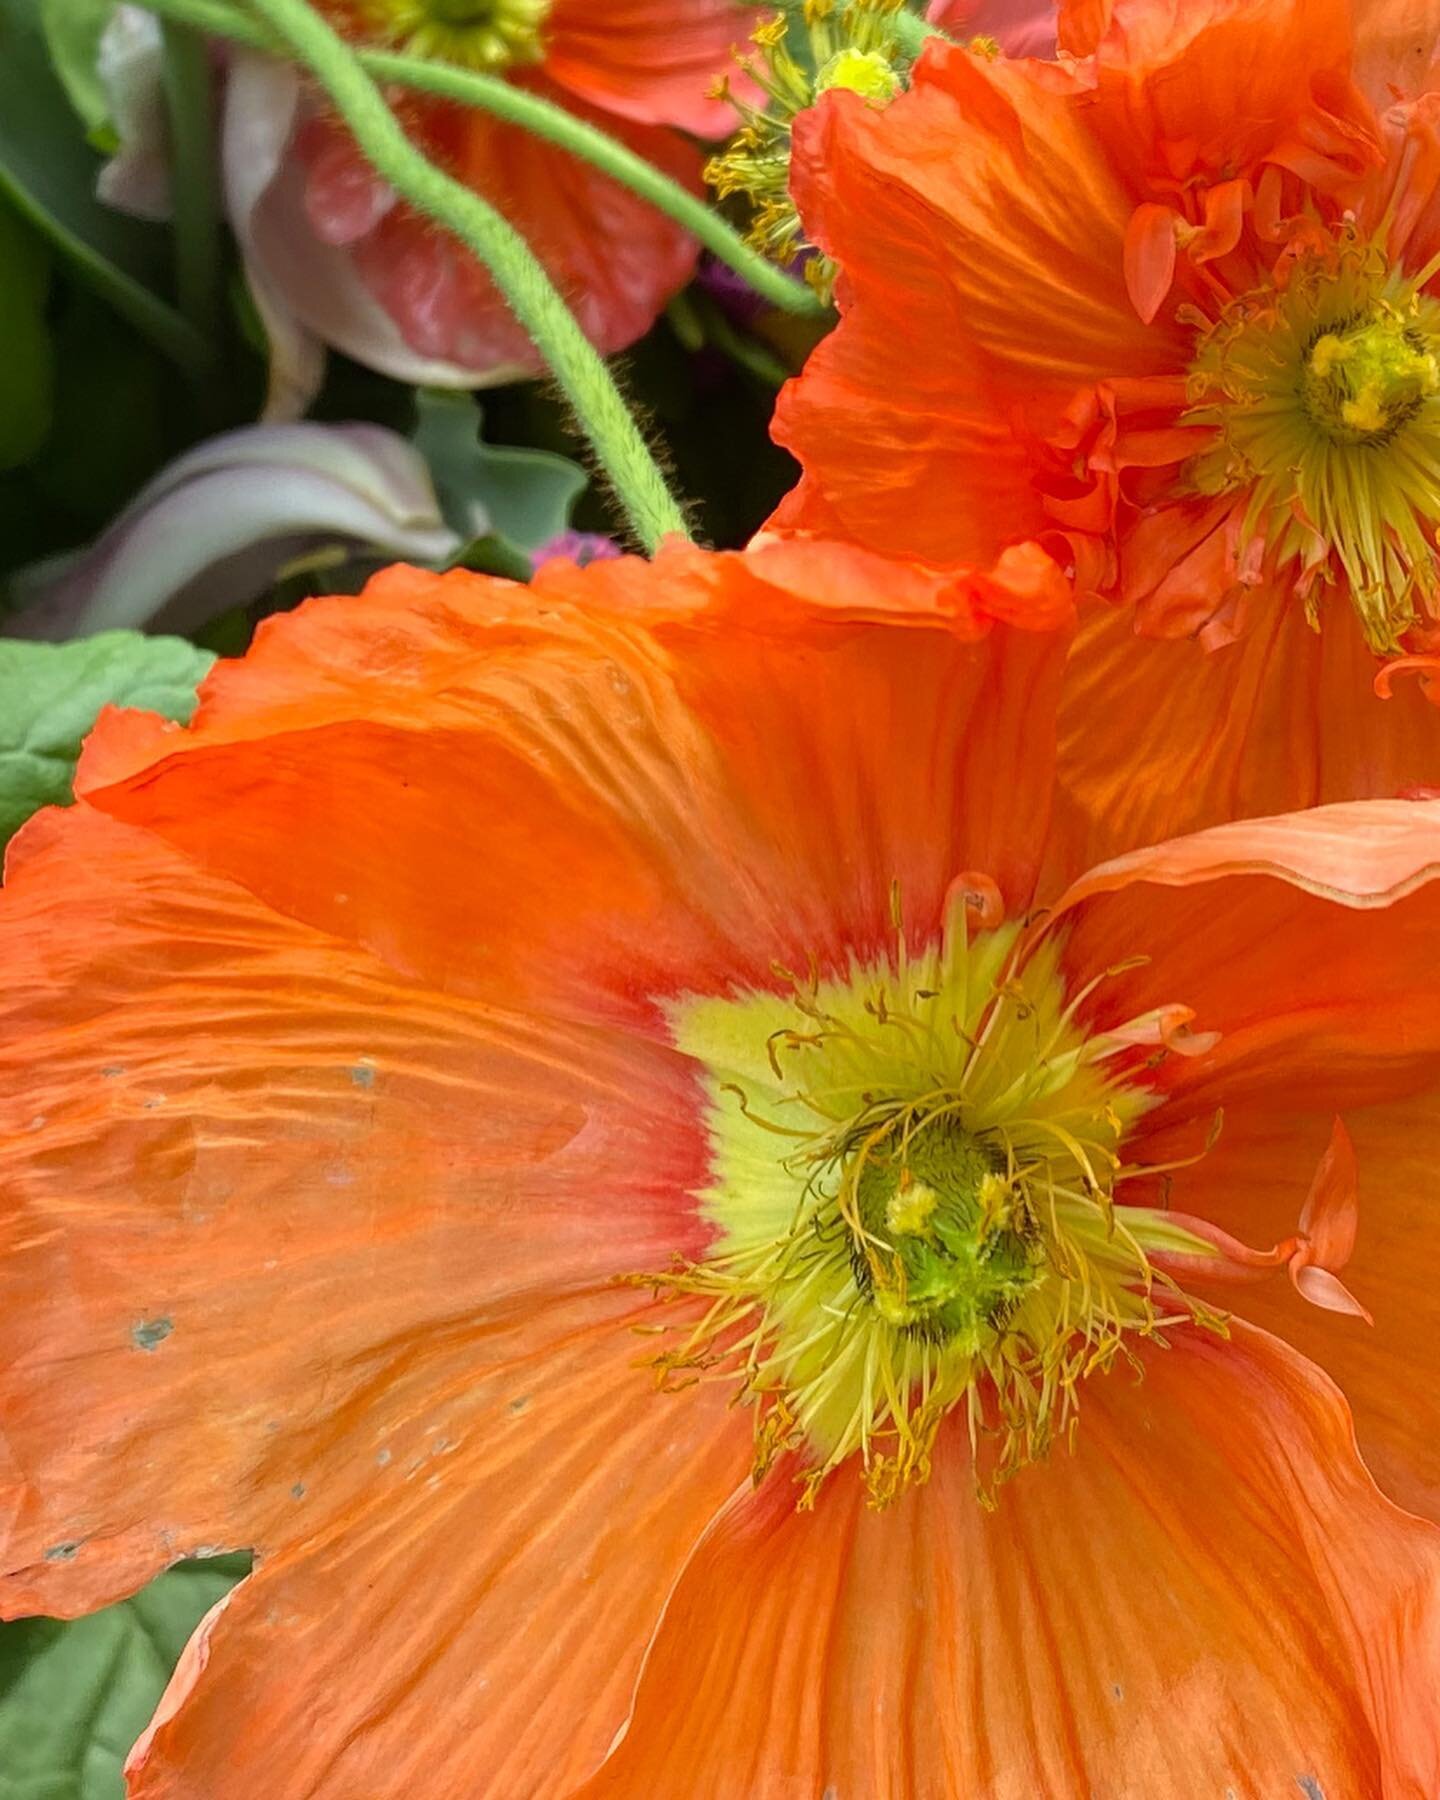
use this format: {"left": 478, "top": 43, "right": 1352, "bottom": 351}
{"left": 357, "top": 0, "right": 550, "bottom": 67}
{"left": 1182, "top": 230, "right": 1440, "bottom": 653}
{"left": 1303, "top": 313, "right": 1439, "bottom": 444}
{"left": 641, "top": 886, "right": 1221, "bottom": 1510}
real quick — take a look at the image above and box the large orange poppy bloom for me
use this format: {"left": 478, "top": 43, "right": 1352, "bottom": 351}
{"left": 285, "top": 0, "right": 756, "bottom": 376}
{"left": 3, "top": 545, "right": 1440, "bottom": 1795}
{"left": 770, "top": 0, "right": 1440, "bottom": 848}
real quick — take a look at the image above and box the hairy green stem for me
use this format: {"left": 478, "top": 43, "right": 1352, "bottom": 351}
{"left": 135, "top": 0, "right": 824, "bottom": 318}
{"left": 241, "top": 0, "right": 689, "bottom": 549}
{"left": 892, "top": 10, "right": 950, "bottom": 56}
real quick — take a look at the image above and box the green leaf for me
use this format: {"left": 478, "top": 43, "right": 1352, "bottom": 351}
{"left": 0, "top": 197, "right": 54, "bottom": 471}
{"left": 412, "top": 391, "right": 588, "bottom": 561}
{"left": 0, "top": 0, "right": 206, "bottom": 374}
{"left": 0, "top": 632, "right": 213, "bottom": 851}
{"left": 0, "top": 1557, "right": 249, "bottom": 1800}
{"left": 40, "top": 0, "right": 117, "bottom": 141}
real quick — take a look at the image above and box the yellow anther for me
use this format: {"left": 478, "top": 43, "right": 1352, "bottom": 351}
{"left": 885, "top": 1180, "right": 940, "bottom": 1238}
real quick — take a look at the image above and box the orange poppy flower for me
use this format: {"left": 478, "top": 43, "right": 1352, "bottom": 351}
{"left": 769, "top": 0, "right": 1440, "bottom": 841}
{"left": 4, "top": 546, "right": 1440, "bottom": 1795}
{"left": 284, "top": 0, "right": 757, "bottom": 376}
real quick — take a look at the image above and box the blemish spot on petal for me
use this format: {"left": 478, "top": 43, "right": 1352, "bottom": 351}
{"left": 291, "top": 1482, "right": 306, "bottom": 1500}
{"left": 508, "top": 1395, "right": 530, "bottom": 1415}
{"left": 349, "top": 1061, "right": 377, "bottom": 1089}
{"left": 43, "top": 1541, "right": 80, "bottom": 1562}
{"left": 101, "top": 1066, "right": 126, "bottom": 1079}
{"left": 1296, "top": 1780, "right": 1326, "bottom": 1800}
{"left": 376, "top": 1447, "right": 392, "bottom": 1467}
{"left": 132, "top": 1317, "right": 173, "bottom": 1353}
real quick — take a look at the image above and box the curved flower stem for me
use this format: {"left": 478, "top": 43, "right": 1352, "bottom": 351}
{"left": 241, "top": 0, "right": 689, "bottom": 550}
{"left": 135, "top": 0, "right": 825, "bottom": 319}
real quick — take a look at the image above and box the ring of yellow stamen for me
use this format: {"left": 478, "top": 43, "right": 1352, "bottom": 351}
{"left": 356, "top": 0, "right": 550, "bottom": 68}
{"left": 705, "top": 1, "right": 909, "bottom": 303}
{"left": 1183, "top": 228, "right": 1440, "bottom": 653}
{"left": 641, "top": 887, "right": 1223, "bottom": 1509}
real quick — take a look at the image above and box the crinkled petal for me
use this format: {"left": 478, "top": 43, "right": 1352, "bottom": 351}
{"left": 577, "top": 1326, "right": 1440, "bottom": 1798}
{"left": 1054, "top": 798, "right": 1440, "bottom": 1109}
{"left": 1081, "top": 0, "right": 1367, "bottom": 191}
{"left": 1052, "top": 595, "right": 1440, "bottom": 871}
{"left": 0, "top": 806, "right": 712, "bottom": 1617}
{"left": 72, "top": 546, "right": 1069, "bottom": 1025}
{"left": 124, "top": 1302, "right": 752, "bottom": 1800}
{"left": 771, "top": 45, "right": 1177, "bottom": 566}
{"left": 1136, "top": 1098, "right": 1440, "bottom": 1526}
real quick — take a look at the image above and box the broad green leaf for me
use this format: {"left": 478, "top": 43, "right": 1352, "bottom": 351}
{"left": 40, "top": 0, "right": 116, "bottom": 142}
{"left": 0, "top": 631, "right": 213, "bottom": 850}
{"left": 413, "top": 391, "right": 588, "bottom": 560}
{"left": 0, "top": 1556, "right": 249, "bottom": 1800}
{"left": 0, "top": 197, "right": 53, "bottom": 471}
{"left": 0, "top": 0, "right": 205, "bottom": 373}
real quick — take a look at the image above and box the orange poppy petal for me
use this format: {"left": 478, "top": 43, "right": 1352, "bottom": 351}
{"left": 544, "top": 0, "right": 760, "bottom": 135}
{"left": 1081, "top": 0, "right": 1365, "bottom": 191}
{"left": 0, "top": 805, "right": 711, "bottom": 1616}
{"left": 124, "top": 1302, "right": 752, "bottom": 1799}
{"left": 1055, "top": 798, "right": 1440, "bottom": 1110}
{"left": 1053, "top": 595, "right": 1440, "bottom": 873}
{"left": 74, "top": 549, "right": 1069, "bottom": 1020}
{"left": 577, "top": 1326, "right": 1440, "bottom": 1797}
{"left": 771, "top": 46, "right": 1176, "bottom": 566}
{"left": 1140, "top": 1097, "right": 1440, "bottom": 1527}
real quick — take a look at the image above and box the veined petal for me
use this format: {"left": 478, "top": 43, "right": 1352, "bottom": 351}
{"left": 0, "top": 806, "right": 710, "bottom": 1616}
{"left": 1053, "top": 596, "right": 1440, "bottom": 870}
{"left": 544, "top": 0, "right": 760, "bottom": 136}
{"left": 73, "top": 548, "right": 1069, "bottom": 1026}
{"left": 124, "top": 1304, "right": 753, "bottom": 1800}
{"left": 1132, "top": 1097, "right": 1440, "bottom": 1527}
{"left": 1054, "top": 799, "right": 1440, "bottom": 1109}
{"left": 770, "top": 43, "right": 1182, "bottom": 566}
{"left": 577, "top": 1326, "right": 1440, "bottom": 1798}
{"left": 1082, "top": 0, "right": 1366, "bottom": 190}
